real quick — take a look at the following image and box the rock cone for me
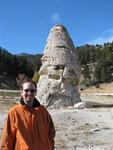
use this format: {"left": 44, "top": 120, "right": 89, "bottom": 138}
{"left": 36, "top": 24, "right": 81, "bottom": 108}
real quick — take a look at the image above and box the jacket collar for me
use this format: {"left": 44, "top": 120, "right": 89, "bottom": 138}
{"left": 20, "top": 98, "right": 40, "bottom": 108}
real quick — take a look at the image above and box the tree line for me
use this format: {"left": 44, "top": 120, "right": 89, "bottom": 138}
{"left": 0, "top": 47, "right": 42, "bottom": 89}
{"left": 0, "top": 41, "right": 113, "bottom": 89}
{"left": 77, "top": 42, "right": 113, "bottom": 86}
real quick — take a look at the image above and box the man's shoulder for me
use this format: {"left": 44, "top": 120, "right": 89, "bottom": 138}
{"left": 39, "top": 105, "right": 47, "bottom": 110}
{"left": 38, "top": 105, "right": 50, "bottom": 114}
{"left": 8, "top": 104, "right": 22, "bottom": 113}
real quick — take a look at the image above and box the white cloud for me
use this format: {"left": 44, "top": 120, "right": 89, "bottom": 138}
{"left": 104, "top": 28, "right": 113, "bottom": 35}
{"left": 88, "top": 28, "right": 113, "bottom": 45}
{"left": 51, "top": 13, "right": 60, "bottom": 22}
{"left": 89, "top": 36, "right": 113, "bottom": 45}
{"left": 41, "top": 21, "right": 46, "bottom": 27}
{"left": 40, "top": 13, "right": 61, "bottom": 27}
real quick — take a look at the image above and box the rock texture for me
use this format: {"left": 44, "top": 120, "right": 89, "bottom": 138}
{"left": 36, "top": 24, "right": 81, "bottom": 108}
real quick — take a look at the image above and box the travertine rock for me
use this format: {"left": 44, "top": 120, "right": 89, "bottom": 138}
{"left": 36, "top": 24, "right": 81, "bottom": 108}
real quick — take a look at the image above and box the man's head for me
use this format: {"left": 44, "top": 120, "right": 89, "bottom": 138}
{"left": 20, "top": 80, "right": 37, "bottom": 106}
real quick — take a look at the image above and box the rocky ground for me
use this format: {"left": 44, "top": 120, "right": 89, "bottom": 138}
{"left": 51, "top": 108, "right": 113, "bottom": 150}
{"left": 51, "top": 83, "right": 113, "bottom": 150}
{"left": 1, "top": 83, "right": 113, "bottom": 150}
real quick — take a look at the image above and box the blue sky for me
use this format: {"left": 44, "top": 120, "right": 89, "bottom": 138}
{"left": 0, "top": 0, "right": 113, "bottom": 54}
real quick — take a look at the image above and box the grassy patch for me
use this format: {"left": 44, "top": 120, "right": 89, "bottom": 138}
{"left": 0, "top": 90, "right": 20, "bottom": 98}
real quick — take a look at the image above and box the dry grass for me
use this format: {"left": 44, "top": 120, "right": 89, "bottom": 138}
{"left": 80, "top": 82, "right": 113, "bottom": 93}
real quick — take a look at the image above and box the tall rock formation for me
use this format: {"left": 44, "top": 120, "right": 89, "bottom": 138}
{"left": 36, "top": 24, "right": 81, "bottom": 108}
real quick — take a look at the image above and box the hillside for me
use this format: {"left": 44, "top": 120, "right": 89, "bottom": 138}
{"left": 1, "top": 41, "right": 113, "bottom": 89}
{"left": 80, "top": 82, "right": 113, "bottom": 93}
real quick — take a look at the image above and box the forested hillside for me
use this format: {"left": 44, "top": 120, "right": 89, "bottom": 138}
{"left": 0, "top": 41, "right": 113, "bottom": 89}
{"left": 77, "top": 42, "right": 113, "bottom": 86}
{"left": 0, "top": 47, "right": 42, "bottom": 89}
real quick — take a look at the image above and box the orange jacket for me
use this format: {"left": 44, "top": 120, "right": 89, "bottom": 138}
{"left": 0, "top": 99, "right": 55, "bottom": 150}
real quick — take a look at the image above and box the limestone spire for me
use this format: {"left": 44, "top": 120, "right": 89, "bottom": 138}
{"left": 36, "top": 24, "right": 81, "bottom": 108}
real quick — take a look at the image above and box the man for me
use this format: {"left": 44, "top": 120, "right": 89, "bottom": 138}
{"left": 0, "top": 80, "right": 55, "bottom": 150}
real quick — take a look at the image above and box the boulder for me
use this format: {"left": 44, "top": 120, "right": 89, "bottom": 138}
{"left": 36, "top": 24, "right": 81, "bottom": 108}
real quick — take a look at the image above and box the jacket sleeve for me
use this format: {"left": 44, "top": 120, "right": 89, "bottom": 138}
{"left": 46, "top": 111, "right": 56, "bottom": 150}
{"left": 0, "top": 110, "right": 17, "bottom": 150}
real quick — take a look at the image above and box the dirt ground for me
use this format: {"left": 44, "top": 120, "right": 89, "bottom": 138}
{"left": 52, "top": 83, "right": 113, "bottom": 150}
{"left": 51, "top": 108, "right": 113, "bottom": 150}
{"left": 1, "top": 83, "right": 113, "bottom": 150}
{"left": 81, "top": 82, "right": 113, "bottom": 94}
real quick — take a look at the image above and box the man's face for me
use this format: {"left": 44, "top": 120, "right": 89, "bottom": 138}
{"left": 21, "top": 82, "right": 36, "bottom": 105}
